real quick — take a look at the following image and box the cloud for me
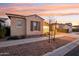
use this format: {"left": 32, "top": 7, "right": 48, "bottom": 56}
{"left": 0, "top": 3, "right": 79, "bottom": 16}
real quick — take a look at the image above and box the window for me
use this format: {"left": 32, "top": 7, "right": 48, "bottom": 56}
{"left": 16, "top": 20, "right": 23, "bottom": 28}
{"left": 31, "top": 21, "right": 40, "bottom": 31}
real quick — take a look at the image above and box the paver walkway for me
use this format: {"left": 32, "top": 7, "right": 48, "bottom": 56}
{"left": 0, "top": 34, "right": 69, "bottom": 48}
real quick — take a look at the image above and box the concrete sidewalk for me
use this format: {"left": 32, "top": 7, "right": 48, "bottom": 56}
{"left": 0, "top": 34, "right": 68, "bottom": 48}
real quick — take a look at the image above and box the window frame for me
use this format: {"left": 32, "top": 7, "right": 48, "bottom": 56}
{"left": 31, "top": 21, "right": 40, "bottom": 31}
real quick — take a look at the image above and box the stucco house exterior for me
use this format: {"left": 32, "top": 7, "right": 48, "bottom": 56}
{"left": 51, "top": 23, "right": 72, "bottom": 33}
{"left": 57, "top": 23, "right": 72, "bottom": 33}
{"left": 6, "top": 13, "right": 44, "bottom": 37}
{"left": 43, "top": 21, "right": 49, "bottom": 34}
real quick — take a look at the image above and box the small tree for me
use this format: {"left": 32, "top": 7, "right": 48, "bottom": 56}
{"left": 48, "top": 19, "right": 51, "bottom": 43}
{"left": 53, "top": 21, "right": 57, "bottom": 41}
{"left": 48, "top": 16, "right": 57, "bottom": 43}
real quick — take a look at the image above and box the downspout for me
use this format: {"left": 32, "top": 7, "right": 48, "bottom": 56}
{"left": 24, "top": 17, "right": 27, "bottom": 37}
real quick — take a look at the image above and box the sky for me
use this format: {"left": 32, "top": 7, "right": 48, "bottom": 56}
{"left": 0, "top": 3, "right": 79, "bottom": 25}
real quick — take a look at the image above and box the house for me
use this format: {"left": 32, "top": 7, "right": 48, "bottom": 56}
{"left": 56, "top": 23, "right": 72, "bottom": 33}
{"left": 65, "top": 23, "right": 72, "bottom": 32}
{"left": 0, "top": 18, "right": 8, "bottom": 27}
{"left": 6, "top": 13, "right": 44, "bottom": 38}
{"left": 43, "top": 21, "right": 49, "bottom": 34}
{"left": 51, "top": 23, "right": 72, "bottom": 33}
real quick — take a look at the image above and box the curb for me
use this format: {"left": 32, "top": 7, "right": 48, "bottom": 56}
{"left": 43, "top": 39, "right": 79, "bottom": 56}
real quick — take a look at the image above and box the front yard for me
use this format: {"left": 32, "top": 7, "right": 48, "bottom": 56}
{"left": 0, "top": 36, "right": 76, "bottom": 56}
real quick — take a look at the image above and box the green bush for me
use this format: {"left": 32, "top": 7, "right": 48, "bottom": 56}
{"left": 57, "top": 28, "right": 68, "bottom": 33}
{"left": 72, "top": 29, "right": 79, "bottom": 32}
{"left": 0, "top": 26, "right": 6, "bottom": 38}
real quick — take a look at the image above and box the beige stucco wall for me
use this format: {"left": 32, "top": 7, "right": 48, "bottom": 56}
{"left": 26, "top": 15, "right": 43, "bottom": 36}
{"left": 10, "top": 15, "right": 43, "bottom": 37}
{"left": 10, "top": 17, "right": 26, "bottom": 36}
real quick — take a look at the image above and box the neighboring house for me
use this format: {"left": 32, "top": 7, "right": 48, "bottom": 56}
{"left": 65, "top": 23, "right": 72, "bottom": 32}
{"left": 0, "top": 18, "right": 8, "bottom": 27}
{"left": 6, "top": 13, "right": 44, "bottom": 37}
{"left": 57, "top": 23, "right": 72, "bottom": 33}
{"left": 43, "top": 21, "right": 49, "bottom": 34}
{"left": 52, "top": 23, "right": 72, "bottom": 32}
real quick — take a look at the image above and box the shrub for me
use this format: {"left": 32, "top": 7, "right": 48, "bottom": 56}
{"left": 0, "top": 26, "right": 6, "bottom": 38}
{"left": 57, "top": 28, "right": 68, "bottom": 33}
{"left": 72, "top": 29, "right": 79, "bottom": 32}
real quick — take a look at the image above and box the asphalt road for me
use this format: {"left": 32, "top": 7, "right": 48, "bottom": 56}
{"left": 65, "top": 45, "right": 79, "bottom": 56}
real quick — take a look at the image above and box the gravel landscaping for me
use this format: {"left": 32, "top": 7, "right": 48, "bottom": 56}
{"left": 0, "top": 36, "right": 76, "bottom": 56}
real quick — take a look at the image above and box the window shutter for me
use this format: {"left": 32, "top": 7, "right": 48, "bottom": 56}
{"left": 31, "top": 21, "right": 33, "bottom": 31}
{"left": 38, "top": 22, "right": 40, "bottom": 31}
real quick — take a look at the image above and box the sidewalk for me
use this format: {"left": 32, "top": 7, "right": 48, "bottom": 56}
{"left": 0, "top": 34, "right": 68, "bottom": 48}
